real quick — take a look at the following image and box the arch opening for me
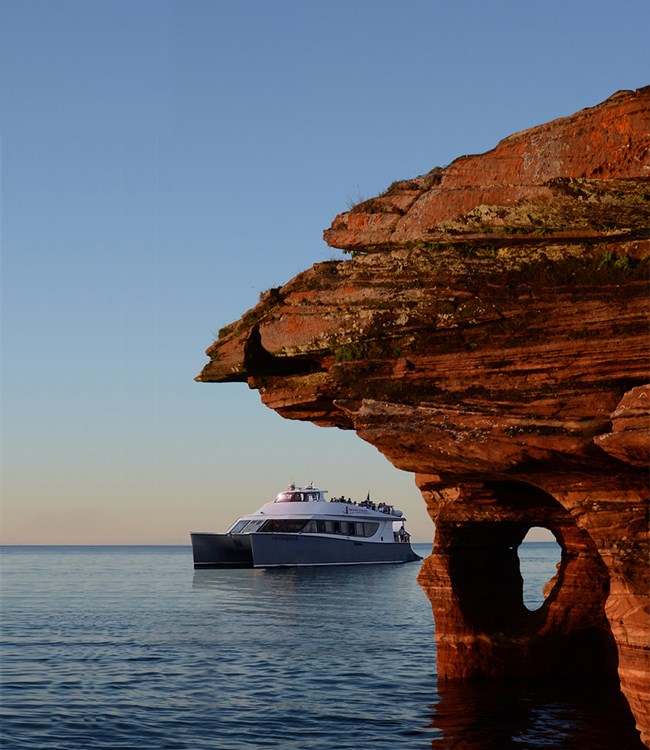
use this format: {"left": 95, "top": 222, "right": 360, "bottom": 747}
{"left": 431, "top": 479, "right": 618, "bottom": 682}
{"left": 518, "top": 526, "right": 563, "bottom": 611}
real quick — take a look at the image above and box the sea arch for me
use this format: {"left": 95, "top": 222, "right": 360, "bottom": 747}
{"left": 416, "top": 477, "right": 618, "bottom": 680}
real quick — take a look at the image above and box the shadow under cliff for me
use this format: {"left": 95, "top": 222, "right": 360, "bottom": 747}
{"left": 427, "top": 677, "right": 645, "bottom": 750}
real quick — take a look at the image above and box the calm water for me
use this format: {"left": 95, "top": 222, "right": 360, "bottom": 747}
{"left": 0, "top": 544, "right": 643, "bottom": 749}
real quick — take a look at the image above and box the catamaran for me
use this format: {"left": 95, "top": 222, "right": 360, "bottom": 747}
{"left": 191, "top": 483, "right": 421, "bottom": 568}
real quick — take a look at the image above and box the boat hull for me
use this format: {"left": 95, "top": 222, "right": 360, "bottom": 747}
{"left": 190, "top": 533, "right": 254, "bottom": 568}
{"left": 191, "top": 532, "right": 421, "bottom": 568}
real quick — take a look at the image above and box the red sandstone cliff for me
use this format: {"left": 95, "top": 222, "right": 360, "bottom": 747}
{"left": 324, "top": 87, "right": 649, "bottom": 252}
{"left": 199, "top": 88, "right": 650, "bottom": 745}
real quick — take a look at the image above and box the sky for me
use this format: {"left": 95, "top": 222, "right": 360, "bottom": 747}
{"left": 1, "top": 0, "right": 648, "bottom": 545}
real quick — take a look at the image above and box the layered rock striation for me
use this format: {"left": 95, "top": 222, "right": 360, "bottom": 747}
{"left": 199, "top": 88, "right": 650, "bottom": 744}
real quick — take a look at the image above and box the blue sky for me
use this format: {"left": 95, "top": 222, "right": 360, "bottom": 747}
{"left": 1, "top": 0, "right": 648, "bottom": 543}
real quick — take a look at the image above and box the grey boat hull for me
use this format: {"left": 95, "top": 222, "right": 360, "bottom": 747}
{"left": 191, "top": 533, "right": 254, "bottom": 568}
{"left": 191, "top": 532, "right": 421, "bottom": 568}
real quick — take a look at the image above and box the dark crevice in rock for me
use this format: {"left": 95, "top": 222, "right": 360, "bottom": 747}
{"left": 243, "top": 326, "right": 323, "bottom": 377}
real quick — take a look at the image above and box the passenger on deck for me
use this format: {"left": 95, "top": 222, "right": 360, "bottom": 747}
{"left": 397, "top": 527, "right": 410, "bottom": 542}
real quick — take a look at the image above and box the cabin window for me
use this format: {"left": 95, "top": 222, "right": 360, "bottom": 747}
{"left": 245, "top": 519, "right": 266, "bottom": 532}
{"left": 229, "top": 520, "right": 250, "bottom": 534}
{"left": 259, "top": 519, "right": 308, "bottom": 533}
{"left": 275, "top": 492, "right": 301, "bottom": 503}
{"left": 310, "top": 520, "right": 380, "bottom": 536}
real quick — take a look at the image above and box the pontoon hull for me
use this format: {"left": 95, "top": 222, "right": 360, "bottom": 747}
{"left": 191, "top": 532, "right": 420, "bottom": 568}
{"left": 190, "top": 533, "right": 253, "bottom": 568}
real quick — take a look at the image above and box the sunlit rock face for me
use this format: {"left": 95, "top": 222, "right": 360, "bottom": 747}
{"left": 198, "top": 88, "right": 650, "bottom": 745}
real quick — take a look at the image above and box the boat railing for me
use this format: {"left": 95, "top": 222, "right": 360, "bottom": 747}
{"left": 329, "top": 497, "right": 396, "bottom": 514}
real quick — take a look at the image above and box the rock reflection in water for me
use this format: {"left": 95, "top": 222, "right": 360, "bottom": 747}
{"left": 428, "top": 677, "right": 645, "bottom": 750}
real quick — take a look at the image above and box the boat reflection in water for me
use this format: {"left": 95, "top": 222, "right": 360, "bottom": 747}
{"left": 427, "top": 677, "right": 645, "bottom": 749}
{"left": 191, "top": 483, "right": 421, "bottom": 568}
